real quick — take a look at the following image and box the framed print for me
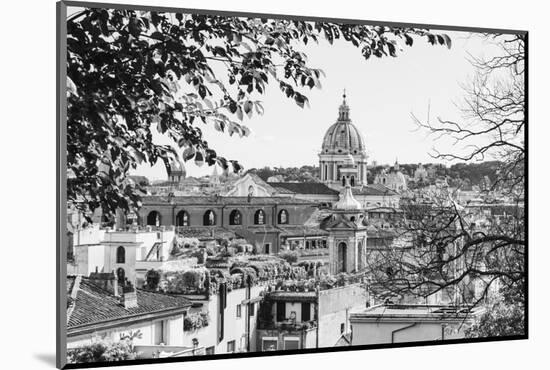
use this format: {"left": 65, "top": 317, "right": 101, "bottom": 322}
{"left": 57, "top": 1, "right": 527, "bottom": 368}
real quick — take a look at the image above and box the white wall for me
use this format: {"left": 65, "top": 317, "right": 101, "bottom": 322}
{"left": 73, "top": 226, "right": 105, "bottom": 246}
{"left": 350, "top": 321, "right": 460, "bottom": 345}
{"left": 67, "top": 313, "right": 184, "bottom": 348}
{"left": 105, "top": 244, "right": 138, "bottom": 284}
{"left": 71, "top": 244, "right": 105, "bottom": 276}
{"left": 318, "top": 284, "right": 367, "bottom": 348}
{"left": 182, "top": 284, "right": 267, "bottom": 354}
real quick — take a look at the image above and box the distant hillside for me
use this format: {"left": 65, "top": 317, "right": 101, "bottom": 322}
{"left": 247, "top": 165, "right": 320, "bottom": 182}
{"left": 373, "top": 161, "right": 502, "bottom": 188}
{"left": 247, "top": 161, "right": 502, "bottom": 188}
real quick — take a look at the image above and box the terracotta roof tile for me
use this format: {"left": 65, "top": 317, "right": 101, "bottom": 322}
{"left": 143, "top": 195, "right": 315, "bottom": 206}
{"left": 67, "top": 277, "right": 191, "bottom": 330}
{"left": 352, "top": 184, "right": 398, "bottom": 196}
{"left": 268, "top": 182, "right": 339, "bottom": 195}
{"left": 277, "top": 225, "right": 329, "bottom": 236}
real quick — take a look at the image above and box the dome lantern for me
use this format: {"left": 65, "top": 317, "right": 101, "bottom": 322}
{"left": 338, "top": 90, "right": 351, "bottom": 121}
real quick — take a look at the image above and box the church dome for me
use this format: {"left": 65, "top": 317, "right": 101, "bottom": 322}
{"left": 321, "top": 94, "right": 366, "bottom": 154}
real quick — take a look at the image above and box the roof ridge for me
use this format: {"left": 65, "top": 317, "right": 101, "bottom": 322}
{"left": 66, "top": 275, "right": 82, "bottom": 324}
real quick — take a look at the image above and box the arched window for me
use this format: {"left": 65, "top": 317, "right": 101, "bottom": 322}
{"left": 146, "top": 211, "right": 161, "bottom": 226}
{"left": 338, "top": 242, "right": 347, "bottom": 273}
{"left": 324, "top": 164, "right": 328, "bottom": 180}
{"left": 342, "top": 176, "right": 346, "bottom": 186}
{"left": 278, "top": 209, "right": 289, "bottom": 224}
{"left": 116, "top": 267, "right": 125, "bottom": 284}
{"left": 203, "top": 210, "right": 216, "bottom": 226}
{"left": 248, "top": 185, "right": 255, "bottom": 197}
{"left": 350, "top": 176, "right": 355, "bottom": 186}
{"left": 229, "top": 210, "right": 242, "bottom": 225}
{"left": 176, "top": 210, "right": 189, "bottom": 226}
{"left": 116, "top": 246, "right": 126, "bottom": 263}
{"left": 254, "top": 209, "right": 265, "bottom": 225}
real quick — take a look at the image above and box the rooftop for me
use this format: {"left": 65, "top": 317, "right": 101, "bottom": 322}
{"left": 176, "top": 226, "right": 237, "bottom": 240}
{"left": 352, "top": 184, "right": 398, "bottom": 196}
{"left": 277, "top": 225, "right": 329, "bottom": 237}
{"left": 142, "top": 195, "right": 316, "bottom": 206}
{"left": 350, "top": 304, "right": 481, "bottom": 322}
{"left": 265, "top": 290, "right": 318, "bottom": 302}
{"left": 268, "top": 182, "right": 339, "bottom": 196}
{"left": 66, "top": 276, "right": 191, "bottom": 332}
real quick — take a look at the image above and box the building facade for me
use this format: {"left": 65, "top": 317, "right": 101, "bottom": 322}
{"left": 349, "top": 304, "right": 482, "bottom": 345}
{"left": 66, "top": 274, "right": 196, "bottom": 358}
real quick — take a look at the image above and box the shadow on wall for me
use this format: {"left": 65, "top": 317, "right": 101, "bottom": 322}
{"left": 33, "top": 353, "right": 56, "bottom": 367}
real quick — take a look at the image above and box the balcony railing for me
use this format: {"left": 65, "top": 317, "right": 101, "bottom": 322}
{"left": 258, "top": 319, "right": 317, "bottom": 332}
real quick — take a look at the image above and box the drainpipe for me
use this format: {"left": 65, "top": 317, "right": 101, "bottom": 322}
{"left": 315, "top": 288, "right": 320, "bottom": 348}
{"left": 391, "top": 322, "right": 417, "bottom": 343}
{"left": 246, "top": 283, "right": 251, "bottom": 352}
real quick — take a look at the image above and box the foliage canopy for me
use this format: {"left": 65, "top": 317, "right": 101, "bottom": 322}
{"left": 66, "top": 8, "right": 450, "bottom": 218}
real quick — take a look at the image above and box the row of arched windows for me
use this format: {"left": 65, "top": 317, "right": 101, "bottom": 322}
{"left": 146, "top": 209, "right": 290, "bottom": 227}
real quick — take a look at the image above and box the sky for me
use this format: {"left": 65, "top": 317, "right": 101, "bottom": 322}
{"left": 99, "top": 16, "right": 502, "bottom": 180}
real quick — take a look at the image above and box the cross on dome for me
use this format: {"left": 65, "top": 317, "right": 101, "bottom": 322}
{"left": 339, "top": 89, "right": 350, "bottom": 120}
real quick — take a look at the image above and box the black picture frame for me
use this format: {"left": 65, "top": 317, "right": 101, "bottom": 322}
{"left": 56, "top": 1, "right": 528, "bottom": 368}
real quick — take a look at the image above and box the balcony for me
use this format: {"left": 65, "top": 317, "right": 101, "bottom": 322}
{"left": 258, "top": 319, "right": 317, "bottom": 332}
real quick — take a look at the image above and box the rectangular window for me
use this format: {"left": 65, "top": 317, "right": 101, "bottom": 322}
{"left": 340, "top": 323, "right": 345, "bottom": 334}
{"left": 264, "top": 244, "right": 270, "bottom": 254}
{"left": 301, "top": 302, "right": 311, "bottom": 322}
{"left": 284, "top": 337, "right": 300, "bottom": 350}
{"left": 249, "top": 303, "right": 255, "bottom": 317}
{"left": 206, "top": 346, "right": 215, "bottom": 355}
{"left": 227, "top": 340, "right": 235, "bottom": 353}
{"left": 276, "top": 302, "right": 286, "bottom": 322}
{"left": 153, "top": 320, "right": 165, "bottom": 345}
{"left": 262, "top": 338, "right": 278, "bottom": 351}
{"left": 236, "top": 304, "right": 241, "bottom": 318}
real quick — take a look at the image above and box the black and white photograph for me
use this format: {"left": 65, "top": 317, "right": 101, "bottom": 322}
{"left": 57, "top": 1, "right": 526, "bottom": 368}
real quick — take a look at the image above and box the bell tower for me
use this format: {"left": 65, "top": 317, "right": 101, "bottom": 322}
{"left": 325, "top": 180, "right": 368, "bottom": 274}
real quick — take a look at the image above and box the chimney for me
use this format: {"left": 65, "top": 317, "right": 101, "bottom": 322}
{"left": 122, "top": 283, "right": 138, "bottom": 309}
